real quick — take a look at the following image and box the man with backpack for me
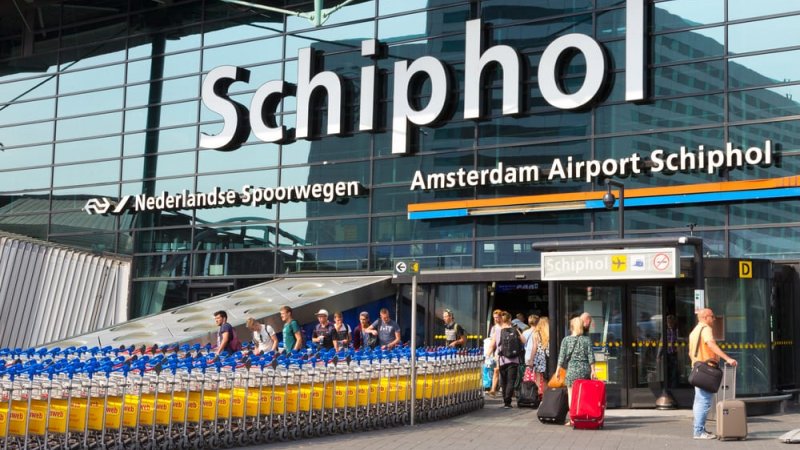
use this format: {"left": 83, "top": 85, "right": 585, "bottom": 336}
{"left": 213, "top": 310, "right": 241, "bottom": 355}
{"left": 443, "top": 309, "right": 466, "bottom": 348}
{"left": 488, "top": 311, "right": 526, "bottom": 408}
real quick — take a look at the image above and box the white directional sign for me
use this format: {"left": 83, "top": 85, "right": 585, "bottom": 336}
{"left": 541, "top": 248, "right": 678, "bottom": 281}
{"left": 394, "top": 260, "right": 419, "bottom": 276}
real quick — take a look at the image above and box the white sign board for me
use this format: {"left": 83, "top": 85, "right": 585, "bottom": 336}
{"left": 541, "top": 248, "right": 678, "bottom": 281}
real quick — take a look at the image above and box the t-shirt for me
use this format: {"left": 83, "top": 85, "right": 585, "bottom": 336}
{"left": 313, "top": 322, "right": 336, "bottom": 350}
{"left": 444, "top": 322, "right": 465, "bottom": 346}
{"left": 283, "top": 319, "right": 301, "bottom": 352}
{"left": 522, "top": 328, "right": 535, "bottom": 364}
{"left": 688, "top": 324, "right": 716, "bottom": 364}
{"left": 217, "top": 322, "right": 234, "bottom": 352}
{"left": 371, "top": 319, "right": 401, "bottom": 347}
{"left": 253, "top": 324, "right": 276, "bottom": 352}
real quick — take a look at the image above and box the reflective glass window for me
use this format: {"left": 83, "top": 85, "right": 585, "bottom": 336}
{"left": 652, "top": 27, "right": 723, "bottom": 64}
{"left": 729, "top": 85, "right": 800, "bottom": 122}
{"left": 203, "top": 37, "right": 283, "bottom": 71}
{"left": 279, "top": 218, "right": 368, "bottom": 246}
{"left": 379, "top": 0, "right": 427, "bottom": 16}
{"left": 729, "top": 15, "right": 800, "bottom": 55}
{"left": 731, "top": 200, "right": 800, "bottom": 226}
{"left": 288, "top": 0, "right": 375, "bottom": 31}
{"left": 596, "top": 94, "right": 724, "bottom": 134}
{"left": 0, "top": 121, "right": 53, "bottom": 148}
{"left": 126, "top": 58, "right": 155, "bottom": 84}
{"left": 0, "top": 214, "right": 49, "bottom": 240}
{"left": 126, "top": 76, "right": 200, "bottom": 108}
{"left": 131, "top": 279, "right": 191, "bottom": 317}
{"left": 282, "top": 133, "right": 371, "bottom": 165}
{"left": 652, "top": 0, "right": 724, "bottom": 32}
{"left": 652, "top": 60, "right": 724, "bottom": 97}
{"left": 57, "top": 112, "right": 122, "bottom": 140}
{"left": 53, "top": 160, "right": 120, "bottom": 187}
{"left": 59, "top": 64, "right": 125, "bottom": 94}
{"left": 729, "top": 50, "right": 800, "bottom": 89}
{"left": 134, "top": 253, "right": 192, "bottom": 278}
{"left": 283, "top": 246, "right": 369, "bottom": 273}
{"left": 58, "top": 88, "right": 124, "bottom": 117}
{"left": 198, "top": 169, "right": 277, "bottom": 193}
{"left": 477, "top": 212, "right": 590, "bottom": 238}
{"left": 481, "top": 0, "right": 593, "bottom": 24}
{"left": 163, "top": 51, "right": 201, "bottom": 78}
{"left": 0, "top": 73, "right": 57, "bottom": 104}
{"left": 122, "top": 176, "right": 195, "bottom": 200}
{"left": 379, "top": 11, "right": 430, "bottom": 42}
{"left": 0, "top": 145, "right": 52, "bottom": 170}
{"left": 194, "top": 222, "right": 276, "bottom": 249}
{"left": 123, "top": 151, "right": 196, "bottom": 181}
{"left": 279, "top": 194, "right": 369, "bottom": 220}
{"left": 198, "top": 143, "right": 280, "bottom": 173}
{"left": 59, "top": 43, "right": 127, "bottom": 70}
{"left": 193, "top": 250, "right": 275, "bottom": 277}
{"left": 0, "top": 191, "right": 50, "bottom": 213}
{"left": 494, "top": 14, "right": 593, "bottom": 50}
{"left": 373, "top": 216, "right": 472, "bottom": 242}
{"left": 123, "top": 125, "right": 198, "bottom": 155}
{"left": 194, "top": 203, "right": 277, "bottom": 224}
{"left": 478, "top": 110, "right": 591, "bottom": 145}
{"left": 370, "top": 242, "right": 471, "bottom": 271}
{"left": 597, "top": 8, "right": 626, "bottom": 40}
{"left": 157, "top": 101, "right": 200, "bottom": 128}
{"left": 48, "top": 232, "right": 119, "bottom": 254}
{"left": 370, "top": 186, "right": 416, "bottom": 214}
{"left": 51, "top": 184, "right": 119, "bottom": 203}
{"left": 0, "top": 97, "right": 55, "bottom": 125}
{"left": 55, "top": 136, "right": 121, "bottom": 164}
{"left": 0, "top": 168, "right": 50, "bottom": 192}
{"left": 477, "top": 239, "right": 540, "bottom": 268}
{"left": 286, "top": 22, "right": 373, "bottom": 56}
{"left": 729, "top": 0, "right": 800, "bottom": 20}
{"left": 598, "top": 205, "right": 726, "bottom": 235}
{"left": 203, "top": 16, "right": 283, "bottom": 46}
{"left": 728, "top": 120, "right": 800, "bottom": 180}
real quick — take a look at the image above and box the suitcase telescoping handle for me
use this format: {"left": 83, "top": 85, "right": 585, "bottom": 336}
{"left": 719, "top": 361, "right": 736, "bottom": 402}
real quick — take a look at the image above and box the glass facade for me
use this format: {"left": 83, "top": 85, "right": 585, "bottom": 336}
{"left": 1, "top": 0, "right": 800, "bottom": 335}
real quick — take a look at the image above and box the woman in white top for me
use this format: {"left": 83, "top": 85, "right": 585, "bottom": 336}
{"left": 246, "top": 317, "right": 278, "bottom": 355}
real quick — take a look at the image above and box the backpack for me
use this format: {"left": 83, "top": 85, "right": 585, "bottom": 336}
{"left": 500, "top": 327, "right": 522, "bottom": 359}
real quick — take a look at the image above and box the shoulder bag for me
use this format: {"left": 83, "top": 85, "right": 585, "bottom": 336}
{"left": 547, "top": 339, "right": 575, "bottom": 389}
{"left": 688, "top": 326, "right": 723, "bottom": 393}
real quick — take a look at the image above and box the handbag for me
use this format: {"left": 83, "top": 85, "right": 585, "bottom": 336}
{"left": 523, "top": 366, "right": 536, "bottom": 383}
{"left": 547, "top": 341, "right": 575, "bottom": 388}
{"left": 688, "top": 326, "right": 723, "bottom": 393}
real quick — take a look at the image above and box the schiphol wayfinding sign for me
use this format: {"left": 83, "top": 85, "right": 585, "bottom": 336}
{"left": 541, "top": 248, "right": 678, "bottom": 281}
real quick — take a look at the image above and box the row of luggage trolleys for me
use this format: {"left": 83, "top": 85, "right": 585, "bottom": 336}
{"left": 0, "top": 347, "right": 484, "bottom": 449}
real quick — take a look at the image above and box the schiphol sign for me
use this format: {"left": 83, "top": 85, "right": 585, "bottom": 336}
{"left": 541, "top": 248, "right": 678, "bottom": 281}
{"left": 199, "top": 2, "right": 648, "bottom": 155}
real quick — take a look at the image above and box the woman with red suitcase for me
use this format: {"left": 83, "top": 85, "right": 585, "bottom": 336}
{"left": 556, "top": 316, "right": 596, "bottom": 426}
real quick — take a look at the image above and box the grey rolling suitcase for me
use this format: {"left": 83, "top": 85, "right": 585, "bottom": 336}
{"left": 716, "top": 363, "right": 747, "bottom": 440}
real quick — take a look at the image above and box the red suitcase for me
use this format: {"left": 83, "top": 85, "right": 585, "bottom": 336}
{"left": 570, "top": 379, "right": 606, "bottom": 429}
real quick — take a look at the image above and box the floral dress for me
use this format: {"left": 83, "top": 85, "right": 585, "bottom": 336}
{"left": 557, "top": 335, "right": 594, "bottom": 387}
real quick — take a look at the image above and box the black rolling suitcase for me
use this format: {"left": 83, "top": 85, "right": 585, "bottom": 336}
{"left": 517, "top": 380, "right": 540, "bottom": 408}
{"left": 537, "top": 387, "right": 568, "bottom": 424}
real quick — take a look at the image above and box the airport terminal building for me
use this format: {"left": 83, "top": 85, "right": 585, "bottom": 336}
{"left": 1, "top": 0, "right": 799, "bottom": 408}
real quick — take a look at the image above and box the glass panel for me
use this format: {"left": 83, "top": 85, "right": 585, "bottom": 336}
{"left": 158, "top": 101, "right": 200, "bottom": 128}
{"left": 0, "top": 145, "right": 52, "bottom": 170}
{"left": 122, "top": 125, "right": 198, "bottom": 155}
{"left": 56, "top": 112, "right": 122, "bottom": 140}
{"left": 481, "top": 0, "right": 594, "bottom": 25}
{"left": 281, "top": 246, "right": 369, "bottom": 273}
{"left": 729, "top": 0, "right": 800, "bottom": 20}
{"left": 202, "top": 37, "right": 283, "bottom": 71}
{"left": 370, "top": 242, "right": 472, "bottom": 271}
{"left": 730, "top": 227, "right": 800, "bottom": 259}
{"left": 433, "top": 284, "right": 481, "bottom": 347}
{"left": 478, "top": 111, "right": 591, "bottom": 145}
{"left": 131, "top": 279, "right": 191, "bottom": 317}
{"left": 0, "top": 98, "right": 55, "bottom": 125}
{"left": 58, "top": 64, "right": 125, "bottom": 94}
{"left": 597, "top": 8, "right": 626, "bottom": 40}
{"left": 58, "top": 88, "right": 124, "bottom": 117}
{"left": 629, "top": 286, "right": 663, "bottom": 389}
{"left": 0, "top": 213, "right": 49, "bottom": 240}
{"left": 731, "top": 200, "right": 800, "bottom": 226}
{"left": 476, "top": 239, "right": 540, "bottom": 268}
{"left": 53, "top": 160, "right": 120, "bottom": 187}
{"left": 278, "top": 218, "right": 368, "bottom": 246}
{"left": 286, "top": 22, "right": 374, "bottom": 56}
{"left": 729, "top": 85, "right": 800, "bottom": 122}
{"left": 287, "top": 0, "right": 374, "bottom": 31}
{"left": 652, "top": 0, "right": 724, "bottom": 31}
{"left": 728, "top": 121, "right": 800, "bottom": 180}
{"left": 136, "top": 228, "right": 193, "bottom": 253}
{"left": 192, "top": 250, "right": 275, "bottom": 276}
{"left": 0, "top": 73, "right": 57, "bottom": 103}
{"left": 653, "top": 60, "right": 724, "bottom": 97}
{"left": 0, "top": 121, "right": 54, "bottom": 148}
{"left": 652, "top": 27, "right": 724, "bottom": 64}
{"left": 163, "top": 51, "right": 201, "bottom": 78}
{"left": 126, "top": 76, "right": 200, "bottom": 107}
{"left": 194, "top": 222, "right": 276, "bottom": 249}
{"left": 729, "top": 49, "right": 800, "bottom": 89}
{"left": 55, "top": 136, "right": 121, "bottom": 164}
{"left": 202, "top": 15, "right": 283, "bottom": 46}
{"left": 373, "top": 216, "right": 472, "bottom": 242}
{"left": 596, "top": 94, "right": 724, "bottom": 134}
{"left": 476, "top": 212, "right": 590, "bottom": 238}
{"left": 379, "top": 0, "right": 427, "bottom": 16}
{"left": 729, "top": 15, "right": 800, "bottom": 55}
{"left": 561, "top": 284, "right": 624, "bottom": 407}
{"left": 0, "top": 192, "right": 50, "bottom": 213}
{"left": 493, "top": 14, "right": 593, "bottom": 49}
{"left": 198, "top": 144, "right": 280, "bottom": 173}
{"left": 379, "top": 11, "right": 429, "bottom": 42}
{"left": 705, "top": 276, "right": 771, "bottom": 395}
{"left": 0, "top": 167, "right": 51, "bottom": 192}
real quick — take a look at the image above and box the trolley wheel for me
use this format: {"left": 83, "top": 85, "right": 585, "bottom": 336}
{"left": 277, "top": 429, "right": 288, "bottom": 442}
{"left": 327, "top": 423, "right": 335, "bottom": 434}
{"left": 290, "top": 429, "right": 299, "bottom": 440}
{"left": 223, "top": 434, "right": 233, "bottom": 447}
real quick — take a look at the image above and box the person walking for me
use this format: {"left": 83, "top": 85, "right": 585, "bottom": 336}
{"left": 280, "top": 305, "right": 304, "bottom": 353}
{"left": 443, "top": 309, "right": 466, "bottom": 348}
{"left": 246, "top": 317, "right": 278, "bottom": 354}
{"left": 556, "top": 316, "right": 596, "bottom": 426}
{"left": 689, "top": 308, "right": 737, "bottom": 440}
{"left": 213, "top": 310, "right": 238, "bottom": 356}
{"left": 487, "top": 309, "right": 502, "bottom": 397}
{"left": 532, "top": 316, "right": 550, "bottom": 397}
{"left": 488, "top": 311, "right": 525, "bottom": 409}
{"left": 366, "top": 308, "right": 402, "bottom": 350}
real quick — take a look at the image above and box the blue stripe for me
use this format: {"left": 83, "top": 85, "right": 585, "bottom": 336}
{"left": 408, "top": 209, "right": 469, "bottom": 220}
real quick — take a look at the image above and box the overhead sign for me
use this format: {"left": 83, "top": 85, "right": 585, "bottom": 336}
{"left": 394, "top": 260, "right": 420, "bottom": 276}
{"left": 541, "top": 248, "right": 678, "bottom": 281}
{"left": 739, "top": 261, "right": 752, "bottom": 278}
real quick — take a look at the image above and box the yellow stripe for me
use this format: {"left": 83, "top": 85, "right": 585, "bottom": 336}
{"left": 407, "top": 175, "right": 800, "bottom": 213}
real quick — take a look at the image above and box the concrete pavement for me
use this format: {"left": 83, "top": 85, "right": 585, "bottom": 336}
{"left": 250, "top": 396, "right": 800, "bottom": 449}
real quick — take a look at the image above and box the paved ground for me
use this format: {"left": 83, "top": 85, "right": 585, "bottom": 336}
{"left": 249, "top": 396, "right": 800, "bottom": 449}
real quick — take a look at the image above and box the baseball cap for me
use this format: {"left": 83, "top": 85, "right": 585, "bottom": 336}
{"left": 316, "top": 309, "right": 329, "bottom": 316}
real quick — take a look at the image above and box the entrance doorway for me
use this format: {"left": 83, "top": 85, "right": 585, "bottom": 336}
{"left": 559, "top": 281, "right": 695, "bottom": 408}
{"left": 492, "top": 281, "right": 548, "bottom": 326}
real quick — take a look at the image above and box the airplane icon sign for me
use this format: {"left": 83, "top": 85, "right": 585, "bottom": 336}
{"left": 611, "top": 255, "right": 627, "bottom": 271}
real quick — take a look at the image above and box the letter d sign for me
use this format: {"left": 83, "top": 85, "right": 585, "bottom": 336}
{"left": 739, "top": 261, "right": 752, "bottom": 278}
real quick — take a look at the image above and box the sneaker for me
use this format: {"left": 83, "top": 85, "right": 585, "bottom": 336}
{"left": 693, "top": 432, "right": 716, "bottom": 440}
{"left": 503, "top": 405, "right": 512, "bottom": 409}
